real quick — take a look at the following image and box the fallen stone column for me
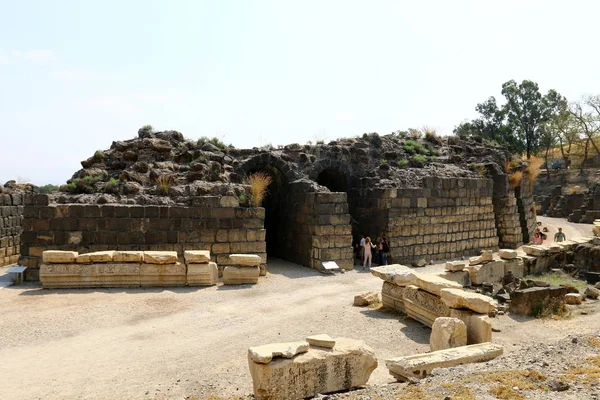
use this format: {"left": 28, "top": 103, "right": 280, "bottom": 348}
{"left": 248, "top": 337, "right": 377, "bottom": 400}
{"left": 40, "top": 263, "right": 142, "bottom": 288}
{"left": 403, "top": 285, "right": 451, "bottom": 327}
{"left": 386, "top": 342, "right": 503, "bottom": 382}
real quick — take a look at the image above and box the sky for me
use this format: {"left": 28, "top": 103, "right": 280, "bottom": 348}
{"left": 1, "top": 0, "right": 600, "bottom": 185}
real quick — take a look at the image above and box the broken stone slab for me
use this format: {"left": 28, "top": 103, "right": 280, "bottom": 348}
{"left": 498, "top": 249, "right": 518, "bottom": 259}
{"left": 411, "top": 273, "right": 463, "bottom": 296}
{"left": 385, "top": 343, "right": 503, "bottom": 382}
{"left": 42, "top": 251, "right": 78, "bottom": 264}
{"left": 76, "top": 251, "right": 115, "bottom": 263}
{"left": 445, "top": 261, "right": 466, "bottom": 272}
{"left": 449, "top": 309, "right": 492, "bottom": 345}
{"left": 502, "top": 258, "right": 525, "bottom": 279}
{"left": 222, "top": 266, "right": 260, "bottom": 284}
{"left": 249, "top": 338, "right": 377, "bottom": 400}
{"left": 571, "top": 236, "right": 594, "bottom": 244}
{"left": 306, "top": 334, "right": 335, "bottom": 349}
{"left": 184, "top": 250, "right": 211, "bottom": 264}
{"left": 469, "top": 255, "right": 484, "bottom": 266}
{"left": 547, "top": 244, "right": 562, "bottom": 254}
{"left": 186, "top": 262, "right": 218, "bottom": 286}
{"left": 229, "top": 254, "right": 262, "bottom": 266}
{"left": 430, "top": 317, "right": 467, "bottom": 352}
{"left": 139, "top": 263, "right": 186, "bottom": 286}
{"left": 353, "top": 291, "right": 380, "bottom": 306}
{"left": 411, "top": 258, "right": 428, "bottom": 268}
{"left": 113, "top": 251, "right": 144, "bottom": 263}
{"left": 435, "top": 270, "right": 471, "bottom": 287}
{"left": 404, "top": 285, "right": 451, "bottom": 327}
{"left": 143, "top": 251, "right": 178, "bottom": 264}
{"left": 522, "top": 245, "right": 548, "bottom": 257}
{"left": 381, "top": 281, "right": 406, "bottom": 313}
{"left": 565, "top": 293, "right": 583, "bottom": 305}
{"left": 440, "top": 288, "right": 498, "bottom": 314}
{"left": 465, "top": 261, "right": 505, "bottom": 285}
{"left": 249, "top": 341, "right": 310, "bottom": 364}
{"left": 509, "top": 286, "right": 568, "bottom": 316}
{"left": 40, "top": 263, "right": 141, "bottom": 288}
{"left": 481, "top": 250, "right": 493, "bottom": 261}
{"left": 370, "top": 264, "right": 412, "bottom": 284}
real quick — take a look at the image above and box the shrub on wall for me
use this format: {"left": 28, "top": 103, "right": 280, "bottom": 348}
{"left": 248, "top": 172, "right": 272, "bottom": 207}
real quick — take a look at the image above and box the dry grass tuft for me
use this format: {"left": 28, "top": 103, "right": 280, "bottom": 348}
{"left": 508, "top": 171, "right": 523, "bottom": 188}
{"left": 504, "top": 157, "right": 520, "bottom": 173}
{"left": 489, "top": 384, "right": 525, "bottom": 400}
{"left": 524, "top": 156, "right": 543, "bottom": 187}
{"left": 155, "top": 175, "right": 177, "bottom": 195}
{"left": 566, "top": 185, "right": 585, "bottom": 195}
{"left": 587, "top": 336, "right": 600, "bottom": 348}
{"left": 248, "top": 172, "right": 273, "bottom": 207}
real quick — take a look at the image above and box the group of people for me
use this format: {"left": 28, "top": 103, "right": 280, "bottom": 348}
{"left": 353, "top": 235, "right": 391, "bottom": 270}
{"left": 532, "top": 226, "right": 566, "bottom": 245}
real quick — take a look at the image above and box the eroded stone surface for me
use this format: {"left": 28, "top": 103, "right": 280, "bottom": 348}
{"left": 404, "top": 285, "right": 451, "bottom": 327}
{"left": 76, "top": 251, "right": 115, "bottom": 263}
{"left": 187, "top": 262, "right": 218, "bottom": 286}
{"left": 249, "top": 338, "right": 377, "bottom": 400}
{"left": 449, "top": 308, "right": 492, "bottom": 345}
{"left": 184, "top": 250, "right": 211, "bottom": 264}
{"left": 249, "top": 341, "right": 309, "bottom": 364}
{"left": 143, "top": 251, "right": 178, "bottom": 264}
{"left": 565, "top": 293, "right": 583, "bottom": 305}
{"left": 40, "top": 263, "right": 141, "bottom": 288}
{"left": 386, "top": 343, "right": 503, "bottom": 381}
{"left": 139, "top": 262, "right": 186, "bottom": 286}
{"left": 430, "top": 317, "right": 467, "bottom": 352}
{"left": 411, "top": 273, "right": 463, "bottom": 296}
{"left": 466, "top": 261, "right": 505, "bottom": 285}
{"left": 353, "top": 291, "right": 380, "bottom": 306}
{"left": 42, "top": 251, "right": 78, "bottom": 264}
{"left": 306, "top": 334, "right": 335, "bottom": 348}
{"left": 229, "top": 254, "right": 262, "bottom": 266}
{"left": 113, "top": 251, "right": 144, "bottom": 263}
{"left": 440, "top": 288, "right": 497, "bottom": 314}
{"left": 498, "top": 249, "right": 518, "bottom": 259}
{"left": 222, "top": 266, "right": 260, "bottom": 284}
{"left": 370, "top": 265, "right": 411, "bottom": 284}
{"left": 445, "top": 261, "right": 466, "bottom": 272}
{"left": 381, "top": 281, "right": 406, "bottom": 312}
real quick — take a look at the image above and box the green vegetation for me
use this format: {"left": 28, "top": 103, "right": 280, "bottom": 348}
{"left": 155, "top": 175, "right": 176, "bottom": 195}
{"left": 102, "top": 178, "right": 120, "bottom": 194}
{"left": 411, "top": 154, "right": 427, "bottom": 164}
{"left": 37, "top": 184, "right": 59, "bottom": 194}
{"left": 197, "top": 136, "right": 228, "bottom": 151}
{"left": 65, "top": 173, "right": 107, "bottom": 194}
{"left": 524, "top": 271, "right": 588, "bottom": 292}
{"left": 93, "top": 150, "right": 105, "bottom": 162}
{"left": 396, "top": 159, "right": 409, "bottom": 168}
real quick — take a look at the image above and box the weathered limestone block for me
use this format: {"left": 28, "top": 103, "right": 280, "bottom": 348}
{"left": 370, "top": 265, "right": 412, "bottom": 284}
{"left": 522, "top": 245, "right": 547, "bottom": 257}
{"left": 412, "top": 273, "right": 463, "bottom": 296}
{"left": 184, "top": 250, "right": 211, "bottom": 264}
{"left": 40, "top": 263, "right": 141, "bottom": 288}
{"left": 565, "top": 293, "right": 583, "bottom": 305}
{"left": 259, "top": 264, "right": 267, "bottom": 276}
{"left": 381, "top": 281, "right": 406, "bottom": 312}
{"left": 139, "top": 262, "right": 186, "bottom": 286}
{"left": 404, "top": 285, "right": 451, "bottom": 327}
{"left": 386, "top": 343, "right": 503, "bottom": 382}
{"left": 585, "top": 287, "right": 600, "bottom": 299}
{"left": 449, "top": 309, "right": 492, "bottom": 344}
{"left": 353, "top": 291, "right": 380, "bottom": 306}
{"left": 113, "top": 251, "right": 144, "bottom": 263}
{"left": 248, "top": 338, "right": 377, "bottom": 400}
{"left": 187, "top": 262, "right": 218, "bottom": 286}
{"left": 306, "top": 334, "right": 335, "bottom": 348}
{"left": 42, "top": 250, "right": 78, "bottom": 264}
{"left": 229, "top": 253, "right": 262, "bottom": 266}
{"left": 440, "top": 288, "right": 497, "bottom": 314}
{"left": 481, "top": 250, "right": 493, "bottom": 261}
{"left": 430, "top": 317, "right": 467, "bottom": 352}
{"left": 76, "top": 251, "right": 115, "bottom": 263}
{"left": 465, "top": 261, "right": 505, "bottom": 285}
{"left": 502, "top": 258, "right": 525, "bottom": 278}
{"left": 249, "top": 341, "right": 309, "bottom": 364}
{"left": 498, "top": 249, "right": 518, "bottom": 259}
{"left": 435, "top": 270, "right": 472, "bottom": 287}
{"left": 547, "top": 244, "right": 562, "bottom": 253}
{"left": 509, "top": 286, "right": 568, "bottom": 316}
{"left": 223, "top": 266, "right": 260, "bottom": 284}
{"left": 445, "top": 261, "right": 466, "bottom": 272}
{"left": 143, "top": 251, "right": 178, "bottom": 264}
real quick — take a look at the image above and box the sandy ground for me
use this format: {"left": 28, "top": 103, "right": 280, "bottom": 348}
{"left": 0, "top": 217, "right": 596, "bottom": 400}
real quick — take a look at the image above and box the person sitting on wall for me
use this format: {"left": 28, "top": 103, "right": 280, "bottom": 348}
{"left": 554, "top": 227, "right": 566, "bottom": 242}
{"left": 362, "top": 237, "right": 376, "bottom": 270}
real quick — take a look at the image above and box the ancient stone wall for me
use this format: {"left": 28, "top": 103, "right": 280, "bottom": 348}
{"left": 374, "top": 177, "right": 499, "bottom": 264}
{"left": 515, "top": 177, "right": 537, "bottom": 243}
{"left": 19, "top": 195, "right": 266, "bottom": 280}
{"left": 0, "top": 192, "right": 23, "bottom": 266}
{"left": 491, "top": 173, "right": 523, "bottom": 248}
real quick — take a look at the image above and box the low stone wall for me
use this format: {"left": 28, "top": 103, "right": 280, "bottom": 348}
{"left": 20, "top": 195, "right": 265, "bottom": 281}
{"left": 0, "top": 192, "right": 23, "bottom": 266}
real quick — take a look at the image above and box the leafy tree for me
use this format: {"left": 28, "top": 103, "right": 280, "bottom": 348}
{"left": 37, "top": 184, "right": 59, "bottom": 194}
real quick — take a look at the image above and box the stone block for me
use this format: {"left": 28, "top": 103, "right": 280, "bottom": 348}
{"left": 187, "top": 262, "right": 218, "bottom": 286}
{"left": 434, "top": 270, "right": 471, "bottom": 287}
{"left": 480, "top": 250, "right": 493, "bottom": 261}
{"left": 381, "top": 281, "right": 406, "bottom": 312}
{"left": 498, "top": 249, "right": 518, "bottom": 259}
{"left": 42, "top": 250, "right": 78, "bottom": 264}
{"left": 40, "top": 263, "right": 141, "bottom": 288}
{"left": 385, "top": 343, "right": 503, "bottom": 382}
{"left": 522, "top": 245, "right": 547, "bottom": 257}
{"left": 465, "top": 261, "right": 505, "bottom": 285}
{"left": 502, "top": 258, "right": 525, "bottom": 278}
{"left": 248, "top": 338, "right": 377, "bottom": 400}
{"left": 430, "top": 317, "right": 467, "bottom": 352}
{"left": 403, "top": 285, "right": 451, "bottom": 327}
{"left": 370, "top": 264, "right": 412, "bottom": 284}
{"left": 113, "top": 251, "right": 144, "bottom": 263}
{"left": 509, "top": 286, "right": 568, "bottom": 316}
{"left": 143, "top": 251, "right": 178, "bottom": 264}
{"left": 139, "top": 262, "right": 186, "bottom": 286}
{"left": 445, "top": 261, "right": 466, "bottom": 271}
{"left": 229, "top": 253, "right": 262, "bottom": 266}
{"left": 565, "top": 293, "right": 582, "bottom": 305}
{"left": 440, "top": 288, "right": 497, "bottom": 314}
{"left": 76, "top": 251, "right": 115, "bottom": 263}
{"left": 222, "top": 266, "right": 260, "bottom": 284}
{"left": 411, "top": 273, "right": 463, "bottom": 296}
{"left": 449, "top": 309, "right": 492, "bottom": 344}
{"left": 353, "top": 291, "right": 380, "bottom": 306}
{"left": 306, "top": 334, "right": 335, "bottom": 349}
{"left": 184, "top": 250, "right": 211, "bottom": 264}
{"left": 249, "top": 341, "right": 310, "bottom": 364}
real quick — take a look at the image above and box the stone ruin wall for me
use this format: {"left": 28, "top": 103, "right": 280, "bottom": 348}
{"left": 19, "top": 195, "right": 266, "bottom": 281}
{"left": 0, "top": 192, "right": 23, "bottom": 267}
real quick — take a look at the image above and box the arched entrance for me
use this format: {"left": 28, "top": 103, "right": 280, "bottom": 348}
{"left": 317, "top": 168, "right": 349, "bottom": 193}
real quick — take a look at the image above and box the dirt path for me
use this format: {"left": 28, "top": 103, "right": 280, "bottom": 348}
{"left": 0, "top": 217, "right": 596, "bottom": 399}
{"left": 535, "top": 216, "right": 593, "bottom": 243}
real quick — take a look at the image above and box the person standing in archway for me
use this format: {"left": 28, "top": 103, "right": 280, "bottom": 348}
{"left": 363, "top": 237, "right": 376, "bottom": 270}
{"left": 379, "top": 237, "right": 390, "bottom": 265}
{"left": 359, "top": 234, "right": 366, "bottom": 264}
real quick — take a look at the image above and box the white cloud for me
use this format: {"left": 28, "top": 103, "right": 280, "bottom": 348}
{"left": 51, "top": 68, "right": 101, "bottom": 81}
{"left": 26, "top": 49, "right": 56, "bottom": 61}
